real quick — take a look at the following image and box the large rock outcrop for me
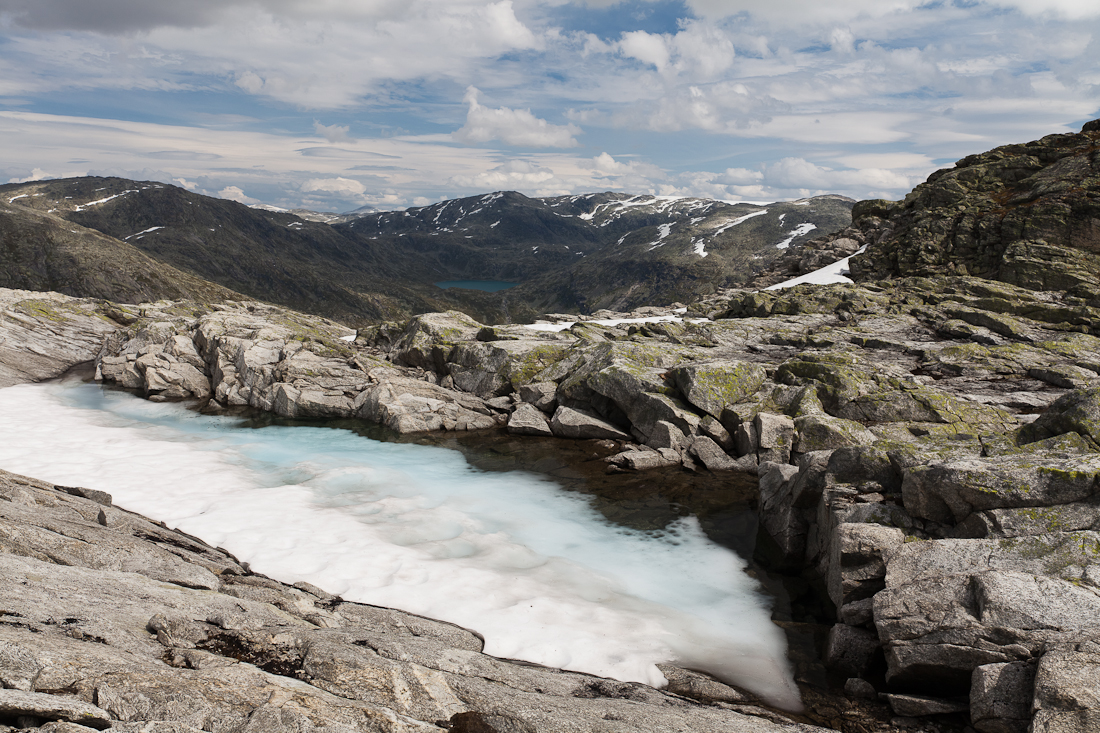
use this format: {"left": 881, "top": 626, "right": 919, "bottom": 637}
{"left": 848, "top": 120, "right": 1100, "bottom": 294}
{"left": 0, "top": 289, "right": 117, "bottom": 388}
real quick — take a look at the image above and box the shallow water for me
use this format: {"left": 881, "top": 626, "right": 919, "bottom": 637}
{"left": 0, "top": 379, "right": 799, "bottom": 708}
{"left": 434, "top": 279, "right": 519, "bottom": 292}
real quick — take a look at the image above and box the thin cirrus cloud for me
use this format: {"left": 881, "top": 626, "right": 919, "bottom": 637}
{"left": 0, "top": 0, "right": 1098, "bottom": 210}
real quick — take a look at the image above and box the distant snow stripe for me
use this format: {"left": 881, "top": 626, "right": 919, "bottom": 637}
{"left": 774, "top": 223, "right": 817, "bottom": 249}
{"left": 72, "top": 190, "right": 137, "bottom": 212}
{"left": 711, "top": 209, "right": 768, "bottom": 237}
{"left": 124, "top": 226, "right": 164, "bottom": 240}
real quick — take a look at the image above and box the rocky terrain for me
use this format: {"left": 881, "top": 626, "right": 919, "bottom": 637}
{"left": 2, "top": 120, "right": 1100, "bottom": 733}
{"left": 1, "top": 465, "right": 848, "bottom": 733}
{"left": 0, "top": 289, "right": 863, "bottom": 733}
{"left": 0, "top": 180, "right": 852, "bottom": 325}
{"left": 755, "top": 119, "right": 1100, "bottom": 293}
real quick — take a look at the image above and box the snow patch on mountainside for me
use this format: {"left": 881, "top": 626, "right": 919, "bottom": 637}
{"left": 124, "top": 226, "right": 164, "bottom": 240}
{"left": 774, "top": 223, "right": 817, "bottom": 249}
{"left": 72, "top": 190, "right": 137, "bottom": 212}
{"left": 646, "top": 223, "right": 674, "bottom": 250}
{"left": 711, "top": 209, "right": 768, "bottom": 237}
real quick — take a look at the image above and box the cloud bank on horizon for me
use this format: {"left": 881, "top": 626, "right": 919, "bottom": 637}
{"left": 0, "top": 0, "right": 1098, "bottom": 211}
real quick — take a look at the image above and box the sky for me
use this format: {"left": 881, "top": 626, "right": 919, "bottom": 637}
{"left": 1, "top": 0, "right": 1098, "bottom": 213}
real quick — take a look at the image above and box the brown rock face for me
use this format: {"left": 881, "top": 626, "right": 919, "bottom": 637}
{"left": 849, "top": 119, "right": 1100, "bottom": 295}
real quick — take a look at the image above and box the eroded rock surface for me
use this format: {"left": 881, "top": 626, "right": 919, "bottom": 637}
{"left": 0, "top": 468, "right": 830, "bottom": 733}
{"left": 0, "top": 289, "right": 117, "bottom": 388}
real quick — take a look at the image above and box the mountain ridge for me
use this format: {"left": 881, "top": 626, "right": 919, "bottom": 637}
{"left": 0, "top": 178, "right": 853, "bottom": 325}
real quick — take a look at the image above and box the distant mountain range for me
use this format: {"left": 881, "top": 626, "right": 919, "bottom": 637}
{"left": 0, "top": 177, "right": 852, "bottom": 325}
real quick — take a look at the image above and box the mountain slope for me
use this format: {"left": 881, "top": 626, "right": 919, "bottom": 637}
{"left": 0, "top": 194, "right": 240, "bottom": 305}
{"left": 0, "top": 178, "right": 506, "bottom": 324}
{"left": 336, "top": 191, "right": 854, "bottom": 313}
{"left": 0, "top": 179, "right": 853, "bottom": 323}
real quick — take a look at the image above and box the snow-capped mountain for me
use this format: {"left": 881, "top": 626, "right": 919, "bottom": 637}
{"left": 0, "top": 177, "right": 853, "bottom": 323}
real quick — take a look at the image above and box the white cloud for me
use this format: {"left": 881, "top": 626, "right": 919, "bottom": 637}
{"left": 300, "top": 177, "right": 367, "bottom": 195}
{"left": 618, "top": 31, "right": 671, "bottom": 72}
{"left": 763, "top": 157, "right": 911, "bottom": 192}
{"left": 218, "top": 185, "right": 259, "bottom": 204}
{"left": 453, "top": 86, "right": 582, "bottom": 148}
{"left": 0, "top": 110, "right": 524, "bottom": 210}
{"left": 7, "top": 167, "right": 53, "bottom": 183}
{"left": 674, "top": 0, "right": 1100, "bottom": 22}
{"left": 716, "top": 168, "right": 764, "bottom": 186}
{"left": 450, "top": 158, "right": 558, "bottom": 189}
{"left": 1, "top": 0, "right": 1099, "bottom": 209}
{"left": 0, "top": 1, "right": 545, "bottom": 109}
{"left": 614, "top": 21, "right": 734, "bottom": 79}
{"left": 585, "top": 152, "right": 663, "bottom": 178}
{"left": 313, "top": 121, "right": 354, "bottom": 144}
{"left": 660, "top": 156, "right": 920, "bottom": 203}
{"left": 829, "top": 27, "right": 855, "bottom": 54}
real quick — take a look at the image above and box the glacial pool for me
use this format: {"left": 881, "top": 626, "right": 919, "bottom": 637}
{"left": 0, "top": 378, "right": 799, "bottom": 708}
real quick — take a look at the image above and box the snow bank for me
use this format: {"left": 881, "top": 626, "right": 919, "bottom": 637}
{"left": 0, "top": 381, "right": 800, "bottom": 709}
{"left": 766, "top": 245, "right": 868, "bottom": 290}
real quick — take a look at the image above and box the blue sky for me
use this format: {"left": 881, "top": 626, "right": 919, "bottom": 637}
{"left": 1, "top": 0, "right": 1098, "bottom": 211}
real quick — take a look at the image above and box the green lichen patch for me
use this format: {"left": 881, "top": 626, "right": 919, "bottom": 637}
{"left": 669, "top": 360, "right": 767, "bottom": 419}
{"left": 506, "top": 344, "right": 572, "bottom": 388}
{"left": 12, "top": 299, "right": 76, "bottom": 323}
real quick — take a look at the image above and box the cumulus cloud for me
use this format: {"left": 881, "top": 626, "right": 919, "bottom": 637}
{"left": 665, "top": 0, "right": 1100, "bottom": 22}
{"left": 453, "top": 86, "right": 582, "bottom": 148}
{"left": 450, "top": 158, "right": 558, "bottom": 189}
{"left": 218, "top": 185, "right": 259, "bottom": 204}
{"left": 584, "top": 152, "right": 663, "bottom": 179}
{"left": 716, "top": 168, "right": 764, "bottom": 186}
{"left": 6, "top": 167, "right": 52, "bottom": 183}
{"left": 2, "top": 0, "right": 1099, "bottom": 208}
{"left": 619, "top": 31, "right": 671, "bottom": 71}
{"left": 658, "top": 155, "right": 923, "bottom": 202}
{"left": 763, "top": 157, "right": 911, "bottom": 192}
{"left": 300, "top": 177, "right": 367, "bottom": 195}
{"left": 313, "top": 121, "right": 354, "bottom": 144}
{"left": 614, "top": 21, "right": 734, "bottom": 79}
{"left": 2, "top": 1, "right": 544, "bottom": 109}
{"left": 0, "top": 0, "right": 238, "bottom": 32}
{"left": 0, "top": 110, "right": 515, "bottom": 211}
